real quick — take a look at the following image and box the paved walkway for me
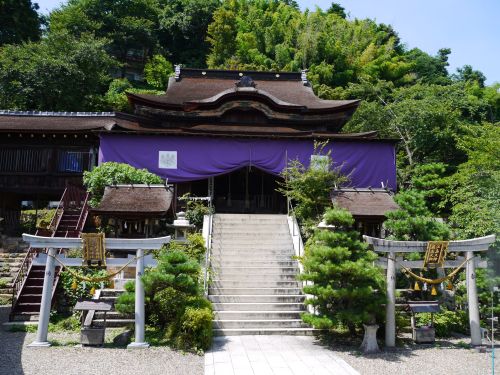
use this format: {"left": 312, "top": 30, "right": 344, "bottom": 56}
{"left": 205, "top": 335, "right": 359, "bottom": 375}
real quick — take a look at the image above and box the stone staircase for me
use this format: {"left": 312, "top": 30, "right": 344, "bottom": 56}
{"left": 209, "top": 214, "right": 314, "bottom": 335}
{"left": 92, "top": 289, "right": 134, "bottom": 328}
{"left": 0, "top": 252, "right": 26, "bottom": 305}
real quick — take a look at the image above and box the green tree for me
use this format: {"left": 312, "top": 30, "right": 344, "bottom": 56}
{"left": 448, "top": 123, "right": 499, "bottom": 239}
{"left": 49, "top": 0, "right": 162, "bottom": 76}
{"left": 278, "top": 142, "right": 348, "bottom": 237}
{"left": 104, "top": 78, "right": 163, "bottom": 111}
{"left": 384, "top": 190, "right": 450, "bottom": 241}
{"left": 0, "top": 0, "right": 42, "bottom": 45}
{"left": 144, "top": 54, "right": 173, "bottom": 90}
{"left": 299, "top": 207, "right": 385, "bottom": 333}
{"left": 158, "top": 0, "right": 220, "bottom": 67}
{"left": 454, "top": 65, "right": 486, "bottom": 88}
{"left": 0, "top": 32, "right": 116, "bottom": 111}
{"left": 83, "top": 162, "right": 163, "bottom": 207}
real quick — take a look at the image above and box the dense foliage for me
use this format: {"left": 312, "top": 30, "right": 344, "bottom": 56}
{"left": 115, "top": 246, "right": 213, "bottom": 351}
{"left": 83, "top": 162, "right": 163, "bottom": 207}
{"left": 0, "top": 32, "right": 116, "bottom": 111}
{"left": 0, "top": 0, "right": 43, "bottom": 45}
{"left": 384, "top": 190, "right": 450, "bottom": 241}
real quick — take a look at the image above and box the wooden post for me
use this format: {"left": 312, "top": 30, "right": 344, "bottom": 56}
{"left": 466, "top": 251, "right": 482, "bottom": 346}
{"left": 28, "top": 247, "right": 56, "bottom": 347}
{"left": 385, "top": 251, "right": 396, "bottom": 347}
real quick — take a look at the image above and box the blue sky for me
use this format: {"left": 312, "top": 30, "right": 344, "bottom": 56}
{"left": 36, "top": 0, "right": 499, "bottom": 84}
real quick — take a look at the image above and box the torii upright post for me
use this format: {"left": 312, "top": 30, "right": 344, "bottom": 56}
{"left": 127, "top": 248, "right": 148, "bottom": 349}
{"left": 363, "top": 234, "right": 495, "bottom": 348}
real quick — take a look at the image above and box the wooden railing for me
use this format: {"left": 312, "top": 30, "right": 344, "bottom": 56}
{"left": 9, "top": 184, "right": 89, "bottom": 320}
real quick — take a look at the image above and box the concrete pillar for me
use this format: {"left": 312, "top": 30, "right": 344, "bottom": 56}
{"left": 28, "top": 247, "right": 56, "bottom": 347}
{"left": 128, "top": 248, "right": 149, "bottom": 349}
{"left": 466, "top": 251, "right": 482, "bottom": 346}
{"left": 385, "top": 251, "right": 396, "bottom": 347}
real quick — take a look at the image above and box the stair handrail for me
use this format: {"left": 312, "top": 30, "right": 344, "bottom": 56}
{"left": 202, "top": 201, "right": 214, "bottom": 297}
{"left": 76, "top": 192, "right": 90, "bottom": 231}
{"left": 287, "top": 198, "right": 304, "bottom": 261}
{"left": 9, "top": 186, "right": 87, "bottom": 321}
{"left": 9, "top": 187, "right": 68, "bottom": 319}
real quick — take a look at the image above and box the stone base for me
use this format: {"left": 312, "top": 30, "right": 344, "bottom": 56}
{"left": 28, "top": 341, "right": 51, "bottom": 348}
{"left": 127, "top": 341, "right": 150, "bottom": 349}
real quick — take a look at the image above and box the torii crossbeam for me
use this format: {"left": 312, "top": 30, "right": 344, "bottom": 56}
{"left": 363, "top": 234, "right": 496, "bottom": 347}
{"left": 21, "top": 234, "right": 170, "bottom": 349}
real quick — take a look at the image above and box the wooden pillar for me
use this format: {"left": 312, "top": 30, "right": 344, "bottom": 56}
{"left": 385, "top": 251, "right": 396, "bottom": 347}
{"left": 466, "top": 251, "right": 482, "bottom": 346}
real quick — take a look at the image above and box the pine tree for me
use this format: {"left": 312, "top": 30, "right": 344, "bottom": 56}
{"left": 299, "top": 207, "right": 385, "bottom": 334}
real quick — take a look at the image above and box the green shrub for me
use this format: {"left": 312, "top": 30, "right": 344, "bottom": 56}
{"left": 48, "top": 313, "right": 81, "bottom": 332}
{"left": 83, "top": 162, "right": 163, "bottom": 207}
{"left": 180, "top": 194, "right": 214, "bottom": 228}
{"left": 58, "top": 268, "right": 110, "bottom": 307}
{"left": 0, "top": 278, "right": 8, "bottom": 288}
{"left": 175, "top": 306, "right": 213, "bottom": 351}
{"left": 416, "top": 309, "right": 468, "bottom": 337}
{"left": 115, "top": 248, "right": 213, "bottom": 351}
{"left": 20, "top": 208, "right": 57, "bottom": 233}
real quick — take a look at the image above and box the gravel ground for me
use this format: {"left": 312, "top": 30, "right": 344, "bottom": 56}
{"left": 0, "top": 306, "right": 203, "bottom": 375}
{"left": 331, "top": 335, "right": 499, "bottom": 375}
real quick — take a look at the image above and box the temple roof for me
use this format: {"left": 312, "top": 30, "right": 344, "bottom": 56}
{"left": 91, "top": 185, "right": 173, "bottom": 218}
{"left": 130, "top": 68, "right": 359, "bottom": 112}
{"left": 0, "top": 111, "right": 118, "bottom": 132}
{"left": 331, "top": 188, "right": 399, "bottom": 218}
{"left": 127, "top": 67, "right": 361, "bottom": 131}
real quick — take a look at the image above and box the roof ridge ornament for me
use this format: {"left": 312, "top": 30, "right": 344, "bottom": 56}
{"left": 174, "top": 64, "right": 181, "bottom": 81}
{"left": 301, "top": 69, "right": 309, "bottom": 86}
{"left": 236, "top": 75, "right": 256, "bottom": 88}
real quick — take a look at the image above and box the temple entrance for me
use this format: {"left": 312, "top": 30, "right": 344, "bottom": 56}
{"left": 213, "top": 167, "right": 286, "bottom": 214}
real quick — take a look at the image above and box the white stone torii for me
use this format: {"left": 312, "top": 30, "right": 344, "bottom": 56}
{"left": 22, "top": 234, "right": 170, "bottom": 349}
{"left": 363, "top": 234, "right": 496, "bottom": 348}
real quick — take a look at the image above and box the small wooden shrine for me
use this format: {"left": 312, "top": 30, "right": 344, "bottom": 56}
{"left": 91, "top": 184, "right": 174, "bottom": 238}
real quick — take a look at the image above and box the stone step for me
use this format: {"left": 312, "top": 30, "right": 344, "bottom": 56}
{"left": 210, "top": 255, "right": 295, "bottom": 262}
{"left": 100, "top": 288, "right": 125, "bottom": 297}
{"left": 209, "top": 295, "right": 305, "bottom": 303}
{"left": 211, "top": 280, "right": 301, "bottom": 288}
{"left": 212, "top": 238, "right": 292, "bottom": 244}
{"left": 94, "top": 311, "right": 133, "bottom": 319}
{"left": 210, "top": 249, "right": 295, "bottom": 256}
{"left": 0, "top": 288, "right": 13, "bottom": 294}
{"left": 9, "top": 312, "right": 39, "bottom": 321}
{"left": 209, "top": 287, "right": 302, "bottom": 295}
{"left": 212, "top": 225, "right": 290, "bottom": 230}
{"left": 213, "top": 327, "right": 316, "bottom": 336}
{"left": 15, "top": 302, "right": 40, "bottom": 312}
{"left": 214, "top": 311, "right": 303, "bottom": 320}
{"left": 210, "top": 260, "right": 297, "bottom": 267}
{"left": 213, "top": 319, "right": 308, "bottom": 329}
{"left": 211, "top": 268, "right": 299, "bottom": 277}
{"left": 212, "top": 231, "right": 290, "bottom": 237}
{"left": 212, "top": 302, "right": 305, "bottom": 311}
{"left": 93, "top": 319, "right": 134, "bottom": 328}
{"left": 210, "top": 273, "right": 298, "bottom": 281}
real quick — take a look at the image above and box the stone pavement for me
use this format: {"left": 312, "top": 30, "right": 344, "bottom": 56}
{"left": 205, "top": 335, "right": 359, "bottom": 375}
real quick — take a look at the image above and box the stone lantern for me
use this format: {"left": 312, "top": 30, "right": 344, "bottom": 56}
{"left": 172, "top": 211, "right": 195, "bottom": 242}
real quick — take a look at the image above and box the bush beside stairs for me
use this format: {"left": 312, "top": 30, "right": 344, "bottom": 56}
{"left": 209, "top": 214, "right": 314, "bottom": 336}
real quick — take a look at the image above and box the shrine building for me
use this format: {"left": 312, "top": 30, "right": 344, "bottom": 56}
{"left": 0, "top": 67, "right": 398, "bottom": 236}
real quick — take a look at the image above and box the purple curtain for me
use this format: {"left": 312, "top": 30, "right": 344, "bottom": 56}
{"left": 99, "top": 134, "right": 396, "bottom": 189}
